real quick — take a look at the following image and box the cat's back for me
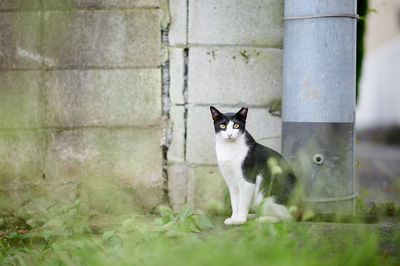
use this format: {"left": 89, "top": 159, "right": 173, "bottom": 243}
{"left": 242, "top": 132, "right": 294, "bottom": 179}
{"left": 243, "top": 132, "right": 296, "bottom": 204}
{"left": 243, "top": 131, "right": 281, "bottom": 164}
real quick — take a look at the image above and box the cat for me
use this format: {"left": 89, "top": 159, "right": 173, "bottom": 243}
{"left": 210, "top": 106, "right": 296, "bottom": 225}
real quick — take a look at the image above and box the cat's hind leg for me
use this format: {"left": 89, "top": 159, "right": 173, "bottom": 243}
{"left": 255, "top": 216, "right": 280, "bottom": 223}
{"left": 257, "top": 198, "right": 292, "bottom": 223}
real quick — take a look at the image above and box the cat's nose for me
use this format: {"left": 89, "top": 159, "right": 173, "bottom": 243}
{"left": 227, "top": 133, "right": 232, "bottom": 138}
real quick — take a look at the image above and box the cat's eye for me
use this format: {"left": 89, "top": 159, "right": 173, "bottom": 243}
{"left": 220, "top": 124, "right": 226, "bottom": 129}
{"left": 233, "top": 124, "right": 239, "bottom": 129}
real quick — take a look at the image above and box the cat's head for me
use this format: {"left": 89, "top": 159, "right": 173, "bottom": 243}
{"left": 210, "top": 106, "right": 248, "bottom": 141}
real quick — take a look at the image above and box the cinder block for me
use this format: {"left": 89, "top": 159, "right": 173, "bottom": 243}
{"left": 188, "top": 47, "right": 282, "bottom": 105}
{"left": 169, "top": 48, "right": 185, "bottom": 104}
{"left": 187, "top": 165, "right": 226, "bottom": 214}
{"left": 1, "top": 181, "right": 89, "bottom": 228}
{"left": 0, "top": 130, "right": 82, "bottom": 221}
{"left": 167, "top": 106, "right": 185, "bottom": 162}
{"left": 0, "top": 71, "right": 42, "bottom": 129}
{"left": 45, "top": 69, "right": 161, "bottom": 127}
{"left": 169, "top": 0, "right": 187, "bottom": 45}
{"left": 0, "top": 0, "right": 40, "bottom": 9}
{"left": 186, "top": 106, "right": 216, "bottom": 165}
{"left": 0, "top": 182, "right": 46, "bottom": 221}
{"left": 0, "top": 12, "right": 41, "bottom": 69}
{"left": 188, "top": 0, "right": 283, "bottom": 46}
{"left": 168, "top": 163, "right": 188, "bottom": 211}
{"left": 186, "top": 105, "right": 281, "bottom": 164}
{"left": 248, "top": 108, "right": 282, "bottom": 153}
{"left": 43, "top": 0, "right": 159, "bottom": 9}
{"left": 44, "top": 128, "right": 164, "bottom": 212}
{"left": 43, "top": 10, "right": 160, "bottom": 68}
{"left": 0, "top": 130, "right": 44, "bottom": 185}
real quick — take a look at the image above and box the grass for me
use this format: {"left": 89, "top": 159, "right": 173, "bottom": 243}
{"left": 1, "top": 204, "right": 400, "bottom": 266}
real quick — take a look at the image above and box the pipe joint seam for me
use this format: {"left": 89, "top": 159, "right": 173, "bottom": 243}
{"left": 284, "top": 13, "right": 359, "bottom": 21}
{"left": 304, "top": 193, "right": 358, "bottom": 203}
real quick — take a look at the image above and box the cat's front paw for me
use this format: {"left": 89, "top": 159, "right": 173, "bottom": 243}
{"left": 224, "top": 217, "right": 247, "bottom": 225}
{"left": 224, "top": 218, "right": 234, "bottom": 225}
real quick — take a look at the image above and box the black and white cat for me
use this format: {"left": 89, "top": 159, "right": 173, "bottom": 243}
{"left": 210, "top": 106, "right": 296, "bottom": 225}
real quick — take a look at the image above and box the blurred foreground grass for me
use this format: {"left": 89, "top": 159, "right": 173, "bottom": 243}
{"left": 1, "top": 203, "right": 400, "bottom": 266}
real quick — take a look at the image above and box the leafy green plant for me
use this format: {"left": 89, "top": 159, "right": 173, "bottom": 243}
{"left": 0, "top": 228, "right": 53, "bottom": 265}
{"left": 357, "top": 191, "right": 400, "bottom": 219}
{"left": 1, "top": 215, "right": 399, "bottom": 266}
{"left": 155, "top": 206, "right": 213, "bottom": 233}
{"left": 367, "top": 202, "right": 400, "bottom": 218}
{"left": 1, "top": 201, "right": 400, "bottom": 266}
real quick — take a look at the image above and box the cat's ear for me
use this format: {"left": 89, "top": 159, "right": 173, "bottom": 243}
{"left": 235, "top": 107, "right": 248, "bottom": 120}
{"left": 210, "top": 106, "right": 224, "bottom": 122}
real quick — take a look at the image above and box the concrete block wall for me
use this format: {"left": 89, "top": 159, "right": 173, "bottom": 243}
{"left": 0, "top": 0, "right": 285, "bottom": 219}
{"left": 0, "top": 1, "right": 164, "bottom": 220}
{"left": 167, "top": 0, "right": 284, "bottom": 212}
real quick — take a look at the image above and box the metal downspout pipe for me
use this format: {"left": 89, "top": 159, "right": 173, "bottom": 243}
{"left": 282, "top": 0, "right": 358, "bottom": 214}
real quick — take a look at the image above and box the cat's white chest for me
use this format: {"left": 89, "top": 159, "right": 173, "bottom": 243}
{"left": 215, "top": 135, "right": 248, "bottom": 182}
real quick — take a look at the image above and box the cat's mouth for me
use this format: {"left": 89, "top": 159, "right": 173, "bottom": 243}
{"left": 225, "top": 136, "right": 236, "bottom": 141}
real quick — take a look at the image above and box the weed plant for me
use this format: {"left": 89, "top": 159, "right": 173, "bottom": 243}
{"left": 1, "top": 202, "right": 399, "bottom": 266}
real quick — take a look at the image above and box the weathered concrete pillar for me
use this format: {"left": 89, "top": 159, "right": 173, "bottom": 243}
{"left": 282, "top": 0, "right": 357, "bottom": 214}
